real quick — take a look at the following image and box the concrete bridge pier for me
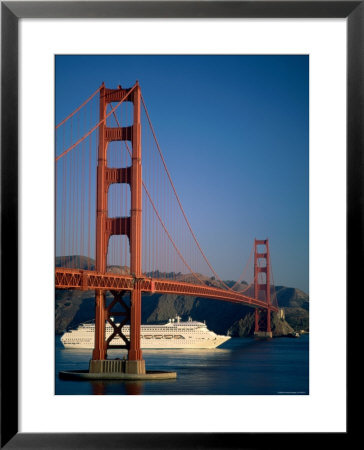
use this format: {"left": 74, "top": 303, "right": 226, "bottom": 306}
{"left": 254, "top": 331, "right": 273, "bottom": 338}
{"left": 253, "top": 308, "right": 273, "bottom": 338}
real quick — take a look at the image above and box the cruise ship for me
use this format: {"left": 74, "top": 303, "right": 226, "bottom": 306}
{"left": 61, "top": 315, "right": 230, "bottom": 349}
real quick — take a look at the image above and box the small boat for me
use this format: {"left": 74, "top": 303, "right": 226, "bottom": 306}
{"left": 287, "top": 331, "right": 300, "bottom": 338}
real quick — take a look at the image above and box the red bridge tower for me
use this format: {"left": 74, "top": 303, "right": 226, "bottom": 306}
{"left": 89, "top": 82, "right": 145, "bottom": 375}
{"left": 253, "top": 239, "right": 273, "bottom": 338}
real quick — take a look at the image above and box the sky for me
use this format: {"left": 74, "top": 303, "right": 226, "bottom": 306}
{"left": 55, "top": 55, "right": 309, "bottom": 293}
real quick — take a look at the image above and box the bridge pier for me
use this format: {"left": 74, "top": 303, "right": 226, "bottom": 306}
{"left": 253, "top": 308, "right": 273, "bottom": 338}
{"left": 89, "top": 288, "right": 147, "bottom": 376}
{"left": 88, "top": 359, "right": 146, "bottom": 376}
{"left": 82, "top": 287, "right": 174, "bottom": 380}
{"left": 254, "top": 331, "right": 273, "bottom": 338}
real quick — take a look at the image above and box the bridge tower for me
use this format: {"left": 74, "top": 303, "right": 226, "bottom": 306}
{"left": 89, "top": 81, "right": 145, "bottom": 375}
{"left": 253, "top": 239, "right": 273, "bottom": 338}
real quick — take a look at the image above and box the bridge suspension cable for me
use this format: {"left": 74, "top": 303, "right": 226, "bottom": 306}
{"left": 230, "top": 244, "right": 254, "bottom": 291}
{"left": 56, "top": 86, "right": 102, "bottom": 129}
{"left": 267, "top": 246, "right": 279, "bottom": 308}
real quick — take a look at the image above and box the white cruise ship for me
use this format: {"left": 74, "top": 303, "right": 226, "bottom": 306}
{"left": 61, "top": 315, "right": 230, "bottom": 349}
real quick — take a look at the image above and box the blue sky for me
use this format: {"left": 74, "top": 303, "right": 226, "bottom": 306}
{"left": 56, "top": 55, "right": 309, "bottom": 293}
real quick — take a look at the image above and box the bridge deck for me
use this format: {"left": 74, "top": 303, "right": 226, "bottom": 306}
{"left": 55, "top": 267, "right": 278, "bottom": 312}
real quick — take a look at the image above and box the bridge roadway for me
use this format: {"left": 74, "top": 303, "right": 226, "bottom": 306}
{"left": 55, "top": 267, "right": 278, "bottom": 312}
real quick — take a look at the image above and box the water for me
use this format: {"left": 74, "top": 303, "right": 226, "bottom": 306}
{"left": 55, "top": 335, "right": 309, "bottom": 395}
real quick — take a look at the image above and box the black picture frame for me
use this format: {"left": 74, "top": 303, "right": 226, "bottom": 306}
{"left": 1, "top": 1, "right": 355, "bottom": 448}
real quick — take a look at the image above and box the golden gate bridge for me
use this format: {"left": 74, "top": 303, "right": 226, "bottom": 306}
{"left": 55, "top": 81, "right": 279, "bottom": 377}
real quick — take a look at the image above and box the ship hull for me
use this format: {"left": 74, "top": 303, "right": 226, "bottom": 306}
{"left": 61, "top": 319, "right": 230, "bottom": 350}
{"left": 62, "top": 335, "right": 230, "bottom": 350}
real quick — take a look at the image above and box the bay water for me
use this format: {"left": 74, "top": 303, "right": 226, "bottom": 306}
{"left": 55, "top": 334, "right": 308, "bottom": 395}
